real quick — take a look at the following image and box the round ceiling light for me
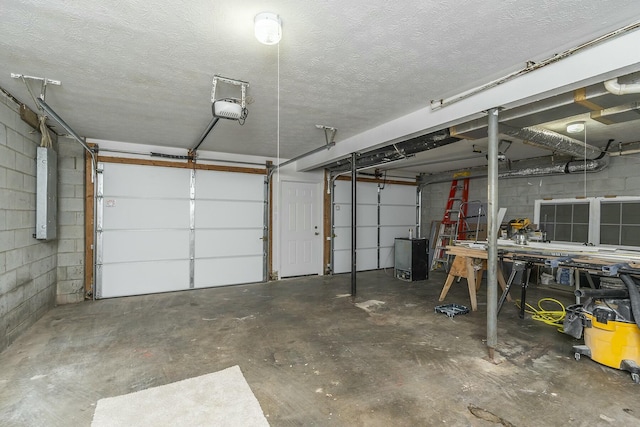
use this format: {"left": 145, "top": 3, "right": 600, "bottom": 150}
{"left": 566, "top": 121, "right": 585, "bottom": 134}
{"left": 254, "top": 12, "right": 282, "bottom": 45}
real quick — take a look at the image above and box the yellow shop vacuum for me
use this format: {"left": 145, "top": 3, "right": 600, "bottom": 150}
{"left": 563, "top": 274, "right": 640, "bottom": 383}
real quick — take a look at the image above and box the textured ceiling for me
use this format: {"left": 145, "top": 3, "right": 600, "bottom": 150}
{"left": 2, "top": 1, "right": 640, "bottom": 173}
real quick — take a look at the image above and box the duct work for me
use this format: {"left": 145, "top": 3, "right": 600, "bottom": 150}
{"left": 327, "top": 128, "right": 459, "bottom": 172}
{"left": 418, "top": 154, "right": 610, "bottom": 187}
{"left": 501, "top": 125, "right": 604, "bottom": 160}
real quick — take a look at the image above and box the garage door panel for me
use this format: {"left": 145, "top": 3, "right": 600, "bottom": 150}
{"left": 98, "top": 162, "right": 266, "bottom": 298}
{"left": 102, "top": 230, "right": 189, "bottom": 263}
{"left": 379, "top": 247, "right": 394, "bottom": 268}
{"left": 333, "top": 248, "right": 378, "bottom": 273}
{"left": 380, "top": 205, "right": 415, "bottom": 226}
{"left": 380, "top": 226, "right": 412, "bottom": 248}
{"left": 101, "top": 260, "right": 190, "bottom": 298}
{"left": 332, "top": 180, "right": 416, "bottom": 273}
{"left": 195, "top": 200, "right": 263, "bottom": 228}
{"left": 195, "top": 229, "right": 263, "bottom": 257}
{"left": 333, "top": 226, "right": 377, "bottom": 250}
{"left": 194, "top": 257, "right": 263, "bottom": 287}
{"left": 357, "top": 248, "right": 378, "bottom": 270}
{"left": 196, "top": 171, "right": 264, "bottom": 200}
{"left": 103, "top": 163, "right": 189, "bottom": 198}
{"left": 334, "top": 181, "right": 379, "bottom": 204}
{"left": 102, "top": 198, "right": 189, "bottom": 230}
{"left": 380, "top": 184, "right": 415, "bottom": 204}
{"left": 333, "top": 204, "right": 378, "bottom": 227}
{"left": 333, "top": 204, "right": 351, "bottom": 227}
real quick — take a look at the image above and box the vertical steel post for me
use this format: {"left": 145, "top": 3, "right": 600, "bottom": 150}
{"left": 189, "top": 169, "right": 196, "bottom": 288}
{"left": 263, "top": 174, "right": 270, "bottom": 282}
{"left": 351, "top": 152, "right": 357, "bottom": 297}
{"left": 487, "top": 107, "right": 499, "bottom": 359}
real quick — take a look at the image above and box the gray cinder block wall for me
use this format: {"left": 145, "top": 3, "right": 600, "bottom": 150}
{"left": 421, "top": 154, "right": 640, "bottom": 237}
{"left": 0, "top": 92, "right": 58, "bottom": 351}
{"left": 0, "top": 90, "right": 86, "bottom": 352}
{"left": 56, "top": 139, "right": 86, "bottom": 305}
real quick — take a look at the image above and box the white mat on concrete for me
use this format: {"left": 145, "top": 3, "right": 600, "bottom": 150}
{"left": 91, "top": 365, "right": 269, "bottom": 427}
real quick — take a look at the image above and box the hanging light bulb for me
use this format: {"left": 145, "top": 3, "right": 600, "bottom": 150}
{"left": 254, "top": 12, "right": 282, "bottom": 45}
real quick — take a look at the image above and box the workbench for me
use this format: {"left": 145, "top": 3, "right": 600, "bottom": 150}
{"left": 439, "top": 240, "right": 640, "bottom": 313}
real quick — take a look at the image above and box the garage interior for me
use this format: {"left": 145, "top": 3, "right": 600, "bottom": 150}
{"left": 2, "top": 1, "right": 640, "bottom": 425}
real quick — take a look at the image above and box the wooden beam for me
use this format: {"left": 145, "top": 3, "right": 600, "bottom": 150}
{"left": 323, "top": 170, "right": 332, "bottom": 274}
{"left": 335, "top": 176, "right": 416, "bottom": 186}
{"left": 97, "top": 155, "right": 267, "bottom": 175}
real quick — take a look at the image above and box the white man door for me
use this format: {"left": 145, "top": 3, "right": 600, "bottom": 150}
{"left": 280, "top": 181, "right": 321, "bottom": 277}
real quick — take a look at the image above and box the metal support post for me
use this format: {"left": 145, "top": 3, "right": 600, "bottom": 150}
{"left": 351, "top": 152, "right": 357, "bottom": 297}
{"left": 487, "top": 107, "right": 499, "bottom": 359}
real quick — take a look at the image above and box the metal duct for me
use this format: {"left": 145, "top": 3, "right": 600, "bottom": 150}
{"left": 501, "top": 125, "right": 603, "bottom": 160}
{"left": 328, "top": 128, "right": 459, "bottom": 172}
{"left": 499, "top": 156, "right": 609, "bottom": 177}
{"left": 418, "top": 154, "right": 609, "bottom": 187}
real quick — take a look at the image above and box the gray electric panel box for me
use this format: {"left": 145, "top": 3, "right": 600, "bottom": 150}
{"left": 36, "top": 146, "right": 57, "bottom": 240}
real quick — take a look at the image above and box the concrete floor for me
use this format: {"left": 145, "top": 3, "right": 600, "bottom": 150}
{"left": 1, "top": 270, "right": 638, "bottom": 426}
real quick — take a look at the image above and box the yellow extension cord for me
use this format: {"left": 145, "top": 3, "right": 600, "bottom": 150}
{"left": 514, "top": 298, "right": 567, "bottom": 332}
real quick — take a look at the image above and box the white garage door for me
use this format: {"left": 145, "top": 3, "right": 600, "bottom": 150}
{"left": 332, "top": 180, "right": 416, "bottom": 274}
{"left": 194, "top": 170, "right": 265, "bottom": 288}
{"left": 96, "top": 162, "right": 265, "bottom": 298}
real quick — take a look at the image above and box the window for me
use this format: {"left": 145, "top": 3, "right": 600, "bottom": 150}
{"left": 600, "top": 201, "right": 640, "bottom": 246}
{"left": 534, "top": 197, "right": 640, "bottom": 248}
{"left": 539, "top": 202, "right": 589, "bottom": 243}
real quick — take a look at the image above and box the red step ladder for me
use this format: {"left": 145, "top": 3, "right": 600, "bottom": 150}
{"left": 431, "top": 172, "right": 470, "bottom": 271}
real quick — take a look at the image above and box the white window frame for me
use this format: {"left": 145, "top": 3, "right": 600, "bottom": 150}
{"left": 534, "top": 196, "right": 640, "bottom": 249}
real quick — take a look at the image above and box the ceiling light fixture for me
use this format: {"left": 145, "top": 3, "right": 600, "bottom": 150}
{"left": 566, "top": 121, "right": 585, "bottom": 134}
{"left": 254, "top": 12, "right": 282, "bottom": 45}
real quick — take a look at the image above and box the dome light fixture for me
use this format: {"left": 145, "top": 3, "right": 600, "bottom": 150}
{"left": 566, "top": 121, "right": 585, "bottom": 134}
{"left": 254, "top": 12, "right": 282, "bottom": 45}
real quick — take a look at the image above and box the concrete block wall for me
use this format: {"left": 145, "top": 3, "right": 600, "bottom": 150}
{"left": 56, "top": 139, "right": 85, "bottom": 304}
{"left": 421, "top": 154, "right": 640, "bottom": 237}
{"left": 0, "top": 92, "right": 57, "bottom": 351}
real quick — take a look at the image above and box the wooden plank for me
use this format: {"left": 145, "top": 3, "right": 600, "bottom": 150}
{"left": 97, "top": 155, "right": 267, "bottom": 175}
{"left": 323, "top": 170, "right": 332, "bottom": 274}
{"left": 335, "top": 175, "right": 416, "bottom": 186}
{"left": 445, "top": 245, "right": 488, "bottom": 259}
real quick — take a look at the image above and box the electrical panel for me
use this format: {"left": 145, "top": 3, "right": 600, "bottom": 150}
{"left": 36, "top": 146, "right": 57, "bottom": 240}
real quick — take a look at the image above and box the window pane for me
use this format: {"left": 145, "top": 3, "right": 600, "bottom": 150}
{"left": 600, "top": 225, "right": 619, "bottom": 245}
{"left": 573, "top": 204, "right": 589, "bottom": 223}
{"left": 621, "top": 226, "right": 640, "bottom": 246}
{"left": 621, "top": 203, "right": 640, "bottom": 225}
{"left": 540, "top": 205, "right": 555, "bottom": 223}
{"left": 572, "top": 224, "right": 589, "bottom": 243}
{"left": 601, "top": 203, "right": 620, "bottom": 224}
{"left": 542, "top": 223, "right": 554, "bottom": 240}
{"left": 556, "top": 204, "right": 572, "bottom": 222}
{"left": 555, "top": 224, "right": 571, "bottom": 241}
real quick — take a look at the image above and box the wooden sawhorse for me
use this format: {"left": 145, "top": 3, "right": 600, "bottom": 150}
{"left": 438, "top": 254, "right": 511, "bottom": 311}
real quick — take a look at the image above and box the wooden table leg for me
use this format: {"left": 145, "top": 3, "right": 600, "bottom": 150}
{"left": 439, "top": 273, "right": 456, "bottom": 302}
{"left": 465, "top": 257, "right": 478, "bottom": 311}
